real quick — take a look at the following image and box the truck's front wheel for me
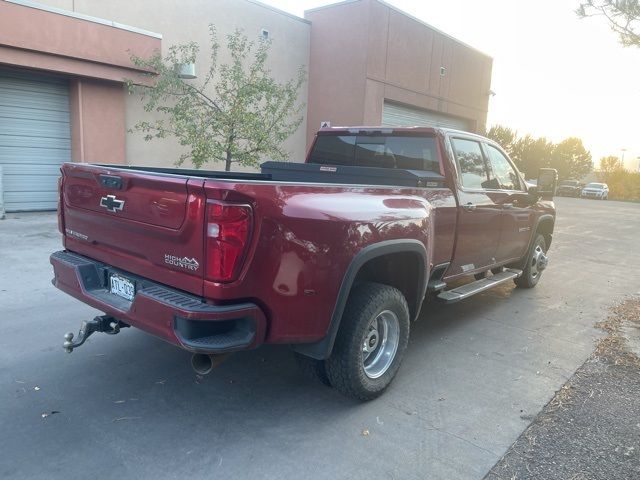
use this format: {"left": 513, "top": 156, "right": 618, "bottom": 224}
{"left": 514, "top": 234, "right": 547, "bottom": 289}
{"left": 326, "top": 282, "right": 410, "bottom": 401}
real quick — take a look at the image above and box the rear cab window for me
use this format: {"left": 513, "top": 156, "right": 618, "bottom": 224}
{"left": 308, "top": 134, "right": 441, "bottom": 173}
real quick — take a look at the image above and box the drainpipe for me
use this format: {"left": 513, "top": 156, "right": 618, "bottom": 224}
{"left": 0, "top": 165, "right": 5, "bottom": 219}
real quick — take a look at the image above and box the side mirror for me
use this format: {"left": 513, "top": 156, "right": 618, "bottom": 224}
{"left": 536, "top": 168, "right": 558, "bottom": 198}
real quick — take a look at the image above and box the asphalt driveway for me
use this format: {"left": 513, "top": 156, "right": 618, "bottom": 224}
{"left": 1, "top": 197, "right": 639, "bottom": 480}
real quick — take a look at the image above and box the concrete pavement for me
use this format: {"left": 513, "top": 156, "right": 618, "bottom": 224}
{"left": 1, "top": 197, "right": 639, "bottom": 479}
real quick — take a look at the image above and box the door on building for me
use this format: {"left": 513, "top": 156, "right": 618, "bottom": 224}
{"left": 0, "top": 68, "right": 71, "bottom": 212}
{"left": 382, "top": 101, "right": 471, "bottom": 131}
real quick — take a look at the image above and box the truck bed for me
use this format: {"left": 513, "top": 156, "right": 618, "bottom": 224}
{"left": 96, "top": 161, "right": 447, "bottom": 189}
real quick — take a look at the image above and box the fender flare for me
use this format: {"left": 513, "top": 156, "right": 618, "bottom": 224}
{"left": 533, "top": 214, "right": 555, "bottom": 248}
{"left": 292, "top": 239, "right": 428, "bottom": 360}
{"left": 512, "top": 214, "right": 555, "bottom": 270}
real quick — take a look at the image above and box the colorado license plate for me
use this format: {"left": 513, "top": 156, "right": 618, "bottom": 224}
{"left": 110, "top": 274, "right": 135, "bottom": 301}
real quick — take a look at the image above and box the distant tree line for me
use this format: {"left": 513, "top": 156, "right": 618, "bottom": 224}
{"left": 483, "top": 125, "right": 593, "bottom": 180}
{"left": 573, "top": 1, "right": 640, "bottom": 201}
{"left": 597, "top": 155, "right": 640, "bottom": 200}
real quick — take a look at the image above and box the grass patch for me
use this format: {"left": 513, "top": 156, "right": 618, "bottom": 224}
{"left": 594, "top": 299, "right": 640, "bottom": 368}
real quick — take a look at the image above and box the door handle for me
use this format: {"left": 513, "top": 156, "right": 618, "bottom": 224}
{"left": 462, "top": 202, "right": 476, "bottom": 212}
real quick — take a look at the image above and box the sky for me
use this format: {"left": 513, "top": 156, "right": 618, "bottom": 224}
{"left": 262, "top": 0, "right": 640, "bottom": 171}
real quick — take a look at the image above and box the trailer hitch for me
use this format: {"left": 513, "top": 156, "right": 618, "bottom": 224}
{"left": 63, "top": 315, "right": 129, "bottom": 353}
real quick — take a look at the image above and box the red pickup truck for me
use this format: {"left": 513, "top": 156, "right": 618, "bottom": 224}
{"left": 51, "top": 127, "right": 557, "bottom": 400}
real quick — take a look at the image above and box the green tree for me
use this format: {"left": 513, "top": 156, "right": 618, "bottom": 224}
{"left": 599, "top": 155, "right": 624, "bottom": 173}
{"left": 551, "top": 138, "right": 593, "bottom": 180}
{"left": 598, "top": 155, "right": 624, "bottom": 183}
{"left": 484, "top": 125, "right": 518, "bottom": 158}
{"left": 128, "top": 26, "right": 306, "bottom": 171}
{"left": 604, "top": 170, "right": 640, "bottom": 199}
{"left": 484, "top": 124, "right": 593, "bottom": 180}
{"left": 512, "top": 135, "right": 555, "bottom": 179}
{"left": 576, "top": 1, "right": 640, "bottom": 47}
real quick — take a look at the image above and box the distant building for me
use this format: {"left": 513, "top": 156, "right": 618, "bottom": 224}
{"left": 305, "top": 0, "right": 493, "bottom": 147}
{"left": 0, "top": 0, "right": 492, "bottom": 211}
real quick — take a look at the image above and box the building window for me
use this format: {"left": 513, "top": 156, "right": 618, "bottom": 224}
{"left": 261, "top": 29, "right": 270, "bottom": 40}
{"left": 440, "top": 66, "right": 446, "bottom": 76}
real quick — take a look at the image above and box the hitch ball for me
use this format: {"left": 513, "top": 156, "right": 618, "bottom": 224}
{"left": 63, "top": 332, "right": 75, "bottom": 353}
{"left": 62, "top": 316, "right": 128, "bottom": 353}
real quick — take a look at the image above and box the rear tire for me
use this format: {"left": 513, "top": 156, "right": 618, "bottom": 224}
{"left": 325, "top": 282, "right": 410, "bottom": 401}
{"left": 514, "top": 234, "right": 547, "bottom": 289}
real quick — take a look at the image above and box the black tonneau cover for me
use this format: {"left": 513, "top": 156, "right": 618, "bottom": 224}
{"left": 94, "top": 162, "right": 446, "bottom": 188}
{"left": 261, "top": 161, "right": 446, "bottom": 188}
{"left": 95, "top": 164, "right": 271, "bottom": 181}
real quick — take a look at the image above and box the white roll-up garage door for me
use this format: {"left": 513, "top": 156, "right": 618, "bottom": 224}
{"left": 0, "top": 68, "right": 71, "bottom": 212}
{"left": 382, "top": 101, "right": 471, "bottom": 131}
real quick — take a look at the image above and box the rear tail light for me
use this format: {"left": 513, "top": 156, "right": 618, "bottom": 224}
{"left": 205, "top": 201, "right": 253, "bottom": 283}
{"left": 57, "top": 175, "right": 65, "bottom": 234}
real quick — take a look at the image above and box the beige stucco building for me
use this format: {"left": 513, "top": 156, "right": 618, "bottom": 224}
{"left": 0, "top": 0, "right": 492, "bottom": 212}
{"left": 305, "top": 0, "right": 493, "bottom": 146}
{"left": 50, "top": 0, "right": 311, "bottom": 172}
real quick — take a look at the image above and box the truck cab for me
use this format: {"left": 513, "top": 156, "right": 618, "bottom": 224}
{"left": 303, "top": 127, "right": 555, "bottom": 282}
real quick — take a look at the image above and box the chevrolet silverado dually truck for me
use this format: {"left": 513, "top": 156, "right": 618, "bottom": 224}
{"left": 51, "top": 127, "right": 557, "bottom": 400}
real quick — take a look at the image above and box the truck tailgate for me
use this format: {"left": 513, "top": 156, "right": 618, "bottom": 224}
{"left": 60, "top": 163, "right": 206, "bottom": 296}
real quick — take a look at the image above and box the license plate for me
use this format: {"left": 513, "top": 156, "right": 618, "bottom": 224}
{"left": 110, "top": 274, "right": 135, "bottom": 301}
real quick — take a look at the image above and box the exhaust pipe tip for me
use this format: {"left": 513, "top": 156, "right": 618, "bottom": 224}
{"left": 191, "top": 353, "right": 214, "bottom": 375}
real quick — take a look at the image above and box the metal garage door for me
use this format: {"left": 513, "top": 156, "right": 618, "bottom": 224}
{"left": 0, "top": 68, "right": 71, "bottom": 212}
{"left": 382, "top": 101, "right": 471, "bottom": 131}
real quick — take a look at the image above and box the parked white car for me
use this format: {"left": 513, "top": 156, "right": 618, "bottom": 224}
{"left": 581, "top": 182, "right": 609, "bottom": 200}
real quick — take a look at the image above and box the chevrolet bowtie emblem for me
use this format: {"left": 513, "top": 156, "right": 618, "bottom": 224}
{"left": 100, "top": 195, "right": 125, "bottom": 212}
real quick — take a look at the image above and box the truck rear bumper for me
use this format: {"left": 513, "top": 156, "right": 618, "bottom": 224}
{"left": 50, "top": 250, "right": 267, "bottom": 353}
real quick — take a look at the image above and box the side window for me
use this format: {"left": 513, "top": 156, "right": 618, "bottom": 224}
{"left": 451, "top": 138, "right": 489, "bottom": 189}
{"left": 485, "top": 145, "right": 522, "bottom": 191}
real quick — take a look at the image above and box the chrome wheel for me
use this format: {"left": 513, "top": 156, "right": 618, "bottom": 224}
{"left": 530, "top": 244, "right": 548, "bottom": 279}
{"left": 362, "top": 310, "right": 400, "bottom": 379}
